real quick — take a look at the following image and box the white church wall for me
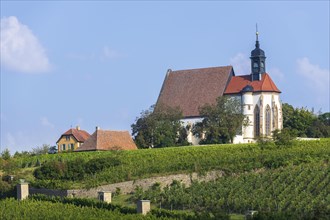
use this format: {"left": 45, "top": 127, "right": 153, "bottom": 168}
{"left": 181, "top": 118, "right": 203, "bottom": 145}
{"left": 181, "top": 92, "right": 282, "bottom": 145}
{"left": 242, "top": 92, "right": 254, "bottom": 141}
{"left": 252, "top": 92, "right": 282, "bottom": 137}
{"left": 233, "top": 135, "right": 244, "bottom": 144}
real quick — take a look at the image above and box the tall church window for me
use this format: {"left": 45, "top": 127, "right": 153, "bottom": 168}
{"left": 254, "top": 105, "right": 260, "bottom": 137}
{"left": 273, "top": 105, "right": 278, "bottom": 129}
{"left": 265, "top": 105, "right": 271, "bottom": 136}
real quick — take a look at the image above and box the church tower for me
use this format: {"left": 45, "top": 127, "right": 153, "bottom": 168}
{"left": 250, "top": 27, "right": 266, "bottom": 81}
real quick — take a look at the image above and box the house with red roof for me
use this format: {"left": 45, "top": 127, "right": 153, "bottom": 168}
{"left": 56, "top": 126, "right": 90, "bottom": 152}
{"left": 75, "top": 127, "right": 137, "bottom": 151}
{"left": 156, "top": 31, "right": 282, "bottom": 144}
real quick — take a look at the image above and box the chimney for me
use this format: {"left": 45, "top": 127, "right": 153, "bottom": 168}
{"left": 76, "top": 125, "right": 80, "bottom": 130}
{"left": 96, "top": 126, "right": 100, "bottom": 131}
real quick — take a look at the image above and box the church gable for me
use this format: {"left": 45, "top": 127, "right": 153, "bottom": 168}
{"left": 224, "top": 73, "right": 281, "bottom": 95}
{"left": 156, "top": 66, "right": 234, "bottom": 118}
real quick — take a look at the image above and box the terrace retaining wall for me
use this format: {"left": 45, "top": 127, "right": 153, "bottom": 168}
{"left": 30, "top": 170, "right": 224, "bottom": 199}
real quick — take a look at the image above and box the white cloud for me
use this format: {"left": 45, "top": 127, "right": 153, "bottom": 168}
{"left": 229, "top": 53, "right": 250, "bottom": 75}
{"left": 268, "top": 67, "right": 285, "bottom": 81}
{"left": 0, "top": 16, "right": 51, "bottom": 73}
{"left": 296, "top": 57, "right": 329, "bottom": 93}
{"left": 67, "top": 46, "right": 122, "bottom": 62}
{"left": 101, "top": 46, "right": 121, "bottom": 61}
{"left": 40, "top": 116, "right": 54, "bottom": 129}
{"left": 66, "top": 52, "right": 96, "bottom": 61}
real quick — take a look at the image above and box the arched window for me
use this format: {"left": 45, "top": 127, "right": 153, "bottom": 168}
{"left": 265, "top": 105, "right": 271, "bottom": 136}
{"left": 273, "top": 105, "right": 278, "bottom": 129}
{"left": 254, "top": 105, "right": 260, "bottom": 137}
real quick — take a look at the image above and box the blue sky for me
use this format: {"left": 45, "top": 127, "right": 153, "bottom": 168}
{"left": 1, "top": 1, "right": 329, "bottom": 153}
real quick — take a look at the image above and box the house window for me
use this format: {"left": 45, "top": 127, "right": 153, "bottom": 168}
{"left": 66, "top": 136, "right": 70, "bottom": 141}
{"left": 248, "top": 105, "right": 251, "bottom": 110}
{"left": 254, "top": 105, "right": 260, "bottom": 137}
{"left": 62, "top": 144, "right": 66, "bottom": 151}
{"left": 265, "top": 105, "right": 271, "bottom": 136}
{"left": 71, "top": 144, "right": 74, "bottom": 150}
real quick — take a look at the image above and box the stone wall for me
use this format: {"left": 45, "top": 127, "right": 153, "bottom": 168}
{"left": 30, "top": 187, "right": 68, "bottom": 197}
{"left": 30, "top": 170, "right": 224, "bottom": 199}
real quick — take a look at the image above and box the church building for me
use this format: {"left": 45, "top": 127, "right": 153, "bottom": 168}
{"left": 156, "top": 32, "right": 282, "bottom": 144}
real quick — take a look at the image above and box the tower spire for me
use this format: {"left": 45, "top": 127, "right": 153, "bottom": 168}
{"left": 256, "top": 23, "right": 259, "bottom": 41}
{"left": 255, "top": 23, "right": 259, "bottom": 48}
{"left": 250, "top": 24, "right": 266, "bottom": 81}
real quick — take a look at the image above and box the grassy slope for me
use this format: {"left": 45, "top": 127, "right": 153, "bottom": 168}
{"left": 5, "top": 139, "right": 330, "bottom": 189}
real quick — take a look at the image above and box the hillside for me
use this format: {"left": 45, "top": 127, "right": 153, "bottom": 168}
{"left": 1, "top": 139, "right": 329, "bottom": 219}
{"left": 2, "top": 139, "right": 329, "bottom": 190}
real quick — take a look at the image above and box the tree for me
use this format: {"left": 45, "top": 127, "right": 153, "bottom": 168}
{"left": 282, "top": 103, "right": 330, "bottom": 138}
{"left": 48, "top": 146, "right": 58, "bottom": 154}
{"left": 282, "top": 103, "right": 314, "bottom": 137}
{"left": 131, "top": 105, "right": 188, "bottom": 148}
{"left": 306, "top": 113, "right": 330, "bottom": 138}
{"left": 192, "top": 96, "right": 246, "bottom": 144}
{"left": 1, "top": 149, "right": 11, "bottom": 160}
{"left": 31, "top": 144, "right": 50, "bottom": 155}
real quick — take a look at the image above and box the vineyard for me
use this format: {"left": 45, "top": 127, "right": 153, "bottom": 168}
{"left": 136, "top": 161, "right": 329, "bottom": 218}
{"left": 0, "top": 198, "right": 186, "bottom": 220}
{"left": 4, "top": 139, "right": 330, "bottom": 189}
{"left": 1, "top": 139, "right": 329, "bottom": 219}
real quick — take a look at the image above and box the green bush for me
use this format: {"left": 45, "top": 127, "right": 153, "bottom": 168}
{"left": 0, "top": 179, "right": 15, "bottom": 199}
{"left": 273, "top": 128, "right": 295, "bottom": 146}
{"left": 85, "top": 157, "right": 121, "bottom": 175}
{"left": 34, "top": 157, "right": 121, "bottom": 181}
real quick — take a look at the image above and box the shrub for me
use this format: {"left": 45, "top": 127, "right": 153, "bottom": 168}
{"left": 256, "top": 136, "right": 274, "bottom": 150}
{"left": 85, "top": 157, "right": 121, "bottom": 175}
{"left": 273, "top": 128, "right": 295, "bottom": 146}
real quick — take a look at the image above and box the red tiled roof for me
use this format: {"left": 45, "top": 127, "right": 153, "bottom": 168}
{"left": 156, "top": 66, "right": 234, "bottom": 118}
{"left": 224, "top": 73, "right": 281, "bottom": 94}
{"left": 56, "top": 128, "right": 90, "bottom": 143}
{"left": 75, "top": 130, "right": 137, "bottom": 151}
